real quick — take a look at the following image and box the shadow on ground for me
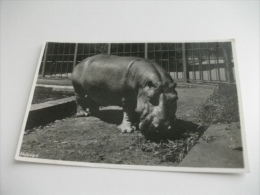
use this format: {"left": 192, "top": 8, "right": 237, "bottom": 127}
{"left": 168, "top": 119, "right": 207, "bottom": 140}
{"left": 97, "top": 110, "right": 124, "bottom": 125}
{"left": 142, "top": 119, "right": 207, "bottom": 142}
{"left": 94, "top": 109, "right": 207, "bottom": 142}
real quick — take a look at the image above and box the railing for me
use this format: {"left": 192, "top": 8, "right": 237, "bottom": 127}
{"left": 39, "top": 42, "right": 234, "bottom": 83}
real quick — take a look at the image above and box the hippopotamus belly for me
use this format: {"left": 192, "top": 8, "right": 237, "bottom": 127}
{"left": 71, "top": 54, "right": 178, "bottom": 139}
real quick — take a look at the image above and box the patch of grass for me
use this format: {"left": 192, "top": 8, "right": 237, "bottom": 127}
{"left": 197, "top": 84, "right": 240, "bottom": 124}
{"left": 132, "top": 131, "right": 200, "bottom": 163}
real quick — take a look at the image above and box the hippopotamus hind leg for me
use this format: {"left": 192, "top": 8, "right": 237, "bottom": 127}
{"left": 86, "top": 97, "right": 100, "bottom": 116}
{"left": 73, "top": 82, "right": 99, "bottom": 117}
{"left": 74, "top": 90, "right": 89, "bottom": 117}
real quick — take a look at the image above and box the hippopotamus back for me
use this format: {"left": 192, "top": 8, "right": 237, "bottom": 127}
{"left": 71, "top": 54, "right": 164, "bottom": 106}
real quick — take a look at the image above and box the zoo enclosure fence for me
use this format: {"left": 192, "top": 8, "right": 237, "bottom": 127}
{"left": 39, "top": 42, "right": 235, "bottom": 84}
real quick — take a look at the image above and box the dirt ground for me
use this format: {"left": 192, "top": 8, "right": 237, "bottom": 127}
{"left": 19, "top": 86, "right": 243, "bottom": 167}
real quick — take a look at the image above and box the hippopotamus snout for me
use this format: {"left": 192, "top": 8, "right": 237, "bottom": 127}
{"left": 149, "top": 113, "right": 177, "bottom": 133}
{"left": 140, "top": 114, "right": 177, "bottom": 139}
{"left": 139, "top": 93, "right": 178, "bottom": 138}
{"left": 150, "top": 116, "right": 177, "bottom": 132}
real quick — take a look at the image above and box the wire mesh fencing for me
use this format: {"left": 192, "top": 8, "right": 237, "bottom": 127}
{"left": 39, "top": 42, "right": 234, "bottom": 83}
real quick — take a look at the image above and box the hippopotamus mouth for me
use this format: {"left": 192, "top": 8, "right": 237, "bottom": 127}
{"left": 139, "top": 116, "right": 177, "bottom": 135}
{"left": 139, "top": 116, "right": 177, "bottom": 140}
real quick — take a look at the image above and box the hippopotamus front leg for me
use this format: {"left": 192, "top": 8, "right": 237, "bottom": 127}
{"left": 74, "top": 90, "right": 89, "bottom": 117}
{"left": 75, "top": 95, "right": 100, "bottom": 117}
{"left": 118, "top": 109, "right": 137, "bottom": 133}
{"left": 117, "top": 98, "right": 137, "bottom": 133}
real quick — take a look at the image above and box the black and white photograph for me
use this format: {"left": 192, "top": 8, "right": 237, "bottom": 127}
{"left": 1, "top": 1, "right": 259, "bottom": 194}
{"left": 15, "top": 41, "right": 248, "bottom": 173}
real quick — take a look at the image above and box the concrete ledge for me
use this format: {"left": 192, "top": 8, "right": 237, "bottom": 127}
{"left": 37, "top": 77, "right": 72, "bottom": 86}
{"left": 178, "top": 124, "right": 244, "bottom": 168}
{"left": 35, "top": 84, "right": 74, "bottom": 96}
{"left": 26, "top": 97, "right": 76, "bottom": 129}
{"left": 177, "top": 82, "right": 218, "bottom": 89}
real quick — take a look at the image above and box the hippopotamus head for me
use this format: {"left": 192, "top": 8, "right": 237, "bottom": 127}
{"left": 136, "top": 80, "right": 178, "bottom": 139}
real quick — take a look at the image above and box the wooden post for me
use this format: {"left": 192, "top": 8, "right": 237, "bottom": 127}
{"left": 144, "top": 43, "right": 148, "bottom": 59}
{"left": 182, "top": 43, "right": 189, "bottom": 83}
{"left": 73, "top": 43, "right": 78, "bottom": 69}
{"left": 41, "top": 42, "right": 48, "bottom": 77}
{"left": 107, "top": 43, "right": 111, "bottom": 55}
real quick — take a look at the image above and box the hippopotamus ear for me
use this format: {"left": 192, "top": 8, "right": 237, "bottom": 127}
{"left": 136, "top": 90, "right": 149, "bottom": 113}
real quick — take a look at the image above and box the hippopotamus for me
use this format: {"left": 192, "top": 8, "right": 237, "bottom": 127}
{"left": 71, "top": 54, "right": 178, "bottom": 138}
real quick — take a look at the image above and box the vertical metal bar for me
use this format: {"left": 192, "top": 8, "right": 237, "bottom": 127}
{"left": 123, "top": 43, "right": 125, "bottom": 56}
{"left": 73, "top": 43, "right": 78, "bottom": 69}
{"left": 153, "top": 44, "right": 155, "bottom": 60}
{"left": 63, "top": 44, "right": 68, "bottom": 78}
{"left": 174, "top": 44, "right": 177, "bottom": 79}
{"left": 50, "top": 43, "right": 55, "bottom": 76}
{"left": 159, "top": 44, "right": 161, "bottom": 66}
{"left": 144, "top": 43, "right": 148, "bottom": 59}
{"left": 53, "top": 43, "right": 58, "bottom": 76}
{"left": 64, "top": 43, "right": 71, "bottom": 77}
{"left": 59, "top": 43, "right": 64, "bottom": 77}
{"left": 137, "top": 43, "right": 139, "bottom": 57}
{"left": 214, "top": 49, "right": 218, "bottom": 81}
{"left": 80, "top": 44, "right": 85, "bottom": 61}
{"left": 82, "top": 44, "right": 85, "bottom": 60}
{"left": 130, "top": 43, "right": 132, "bottom": 56}
{"left": 216, "top": 47, "right": 221, "bottom": 82}
{"left": 140, "top": 43, "right": 143, "bottom": 57}
{"left": 64, "top": 43, "right": 69, "bottom": 77}
{"left": 107, "top": 43, "right": 111, "bottom": 54}
{"left": 53, "top": 44, "right": 56, "bottom": 76}
{"left": 41, "top": 42, "right": 49, "bottom": 77}
{"left": 140, "top": 43, "right": 143, "bottom": 58}
{"left": 55, "top": 43, "right": 60, "bottom": 77}
{"left": 167, "top": 47, "right": 170, "bottom": 74}
{"left": 57, "top": 43, "right": 61, "bottom": 77}
{"left": 198, "top": 45, "right": 203, "bottom": 81}
{"left": 222, "top": 47, "right": 232, "bottom": 83}
{"left": 182, "top": 43, "right": 188, "bottom": 83}
{"left": 60, "top": 43, "right": 65, "bottom": 73}
{"left": 192, "top": 46, "right": 196, "bottom": 81}
{"left": 88, "top": 44, "right": 90, "bottom": 57}
{"left": 128, "top": 43, "right": 130, "bottom": 56}
{"left": 178, "top": 44, "right": 182, "bottom": 79}
{"left": 207, "top": 48, "right": 212, "bottom": 81}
